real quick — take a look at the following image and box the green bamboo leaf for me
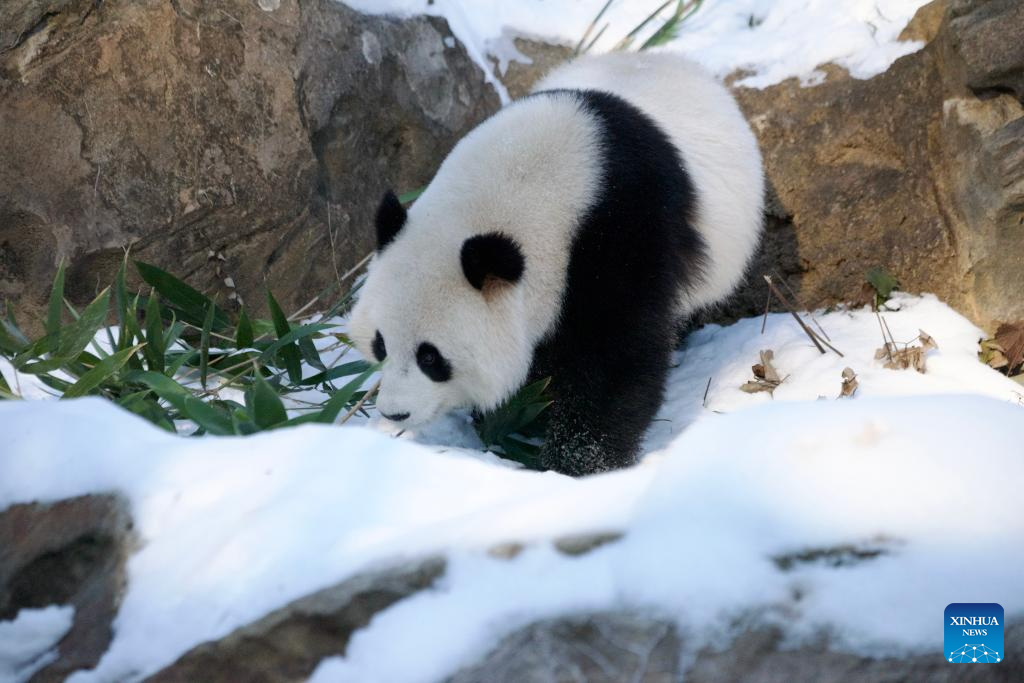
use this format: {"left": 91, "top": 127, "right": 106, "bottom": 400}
{"left": 231, "top": 409, "right": 258, "bottom": 435}
{"left": 144, "top": 290, "right": 166, "bottom": 373}
{"left": 163, "top": 315, "right": 184, "bottom": 353}
{"left": 0, "top": 370, "right": 13, "bottom": 398}
{"left": 300, "top": 360, "right": 372, "bottom": 386}
{"left": 258, "top": 323, "right": 332, "bottom": 366}
{"left": 118, "top": 390, "right": 176, "bottom": 432}
{"left": 298, "top": 336, "right": 327, "bottom": 371}
{"left": 136, "top": 261, "right": 230, "bottom": 330}
{"left": 317, "top": 365, "right": 379, "bottom": 424}
{"left": 46, "top": 259, "right": 66, "bottom": 342}
{"left": 62, "top": 344, "right": 144, "bottom": 399}
{"left": 126, "top": 370, "right": 234, "bottom": 435}
{"left": 0, "top": 314, "right": 30, "bottom": 355}
{"left": 115, "top": 252, "right": 131, "bottom": 351}
{"left": 165, "top": 349, "right": 197, "bottom": 377}
{"left": 18, "top": 288, "right": 113, "bottom": 374}
{"left": 398, "top": 187, "right": 426, "bottom": 204}
{"left": 199, "top": 300, "right": 216, "bottom": 390}
{"left": 266, "top": 289, "right": 302, "bottom": 384}
{"left": 235, "top": 307, "right": 254, "bottom": 348}
{"left": 250, "top": 375, "right": 288, "bottom": 429}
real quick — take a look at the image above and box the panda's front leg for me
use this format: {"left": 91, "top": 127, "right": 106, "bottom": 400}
{"left": 538, "top": 338, "right": 673, "bottom": 476}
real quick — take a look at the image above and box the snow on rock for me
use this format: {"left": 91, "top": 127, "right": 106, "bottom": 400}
{"left": 0, "top": 606, "right": 75, "bottom": 683}
{"left": 1, "top": 296, "right": 1022, "bottom": 681}
{"left": 341, "top": 0, "right": 933, "bottom": 90}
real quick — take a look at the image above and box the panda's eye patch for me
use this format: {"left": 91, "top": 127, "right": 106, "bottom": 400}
{"left": 372, "top": 331, "right": 387, "bottom": 362}
{"left": 416, "top": 342, "right": 452, "bottom": 382}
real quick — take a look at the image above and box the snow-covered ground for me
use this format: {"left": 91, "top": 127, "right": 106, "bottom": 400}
{"left": 2, "top": 295, "right": 1023, "bottom": 682}
{"left": 342, "top": 0, "right": 933, "bottom": 96}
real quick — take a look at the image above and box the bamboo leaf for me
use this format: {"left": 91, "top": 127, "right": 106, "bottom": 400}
{"left": 199, "top": 299, "right": 216, "bottom": 390}
{"left": 250, "top": 375, "right": 288, "bottom": 429}
{"left": 266, "top": 289, "right": 302, "bottom": 384}
{"left": 300, "top": 360, "right": 372, "bottom": 386}
{"left": 317, "top": 365, "right": 378, "bottom": 424}
{"left": 144, "top": 290, "right": 166, "bottom": 373}
{"left": 126, "top": 371, "right": 234, "bottom": 435}
{"left": 136, "top": 261, "right": 230, "bottom": 330}
{"left": 46, "top": 259, "right": 66, "bottom": 342}
{"left": 235, "top": 307, "right": 254, "bottom": 348}
{"left": 62, "top": 344, "right": 143, "bottom": 399}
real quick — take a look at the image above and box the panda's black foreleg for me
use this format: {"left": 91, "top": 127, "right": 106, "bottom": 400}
{"left": 538, "top": 337, "right": 673, "bottom": 476}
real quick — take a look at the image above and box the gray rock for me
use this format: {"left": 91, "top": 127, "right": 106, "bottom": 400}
{"left": 144, "top": 557, "right": 446, "bottom": 683}
{"left": 0, "top": 0, "right": 499, "bottom": 332}
{"left": 449, "top": 612, "right": 1022, "bottom": 683}
{"left": 0, "top": 494, "right": 134, "bottom": 682}
{"left": 446, "top": 612, "right": 682, "bottom": 683}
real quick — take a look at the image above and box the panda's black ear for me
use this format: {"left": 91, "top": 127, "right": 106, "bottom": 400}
{"left": 460, "top": 232, "right": 525, "bottom": 296}
{"left": 375, "top": 190, "right": 407, "bottom": 251}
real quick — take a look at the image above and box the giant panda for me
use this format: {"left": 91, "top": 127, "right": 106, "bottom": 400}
{"left": 349, "top": 52, "right": 764, "bottom": 476}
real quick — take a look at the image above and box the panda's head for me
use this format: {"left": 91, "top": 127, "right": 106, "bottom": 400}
{"left": 349, "top": 190, "right": 532, "bottom": 428}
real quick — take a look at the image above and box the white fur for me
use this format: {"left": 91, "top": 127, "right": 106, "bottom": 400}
{"left": 535, "top": 53, "right": 765, "bottom": 314}
{"left": 350, "top": 54, "right": 763, "bottom": 426}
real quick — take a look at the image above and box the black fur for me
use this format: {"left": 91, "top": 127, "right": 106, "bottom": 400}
{"left": 461, "top": 233, "right": 526, "bottom": 290}
{"left": 372, "top": 330, "right": 387, "bottom": 362}
{"left": 530, "top": 90, "right": 706, "bottom": 476}
{"left": 417, "top": 342, "right": 452, "bottom": 382}
{"left": 376, "top": 191, "right": 407, "bottom": 251}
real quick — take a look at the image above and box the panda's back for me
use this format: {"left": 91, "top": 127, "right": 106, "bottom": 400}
{"left": 534, "top": 53, "right": 765, "bottom": 314}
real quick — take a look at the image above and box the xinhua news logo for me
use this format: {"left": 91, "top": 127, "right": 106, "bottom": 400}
{"left": 945, "top": 603, "right": 1003, "bottom": 663}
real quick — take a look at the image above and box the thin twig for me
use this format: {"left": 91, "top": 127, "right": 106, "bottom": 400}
{"left": 575, "top": 0, "right": 615, "bottom": 55}
{"left": 763, "top": 275, "right": 827, "bottom": 355}
{"left": 775, "top": 271, "right": 831, "bottom": 341}
{"left": 875, "top": 311, "right": 893, "bottom": 361}
{"left": 288, "top": 251, "right": 372, "bottom": 322}
{"left": 702, "top": 376, "right": 712, "bottom": 407}
{"left": 337, "top": 380, "right": 380, "bottom": 426}
{"left": 761, "top": 287, "right": 771, "bottom": 334}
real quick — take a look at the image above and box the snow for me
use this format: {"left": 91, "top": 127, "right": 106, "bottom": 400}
{"left": 341, "top": 0, "right": 932, "bottom": 92}
{"left": 1, "top": 296, "right": 1022, "bottom": 681}
{"left": 0, "top": 607, "right": 75, "bottom": 683}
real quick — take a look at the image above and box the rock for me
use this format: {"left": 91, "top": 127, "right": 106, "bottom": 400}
{"left": 720, "top": 0, "right": 1024, "bottom": 330}
{"left": 145, "top": 557, "right": 445, "bottom": 683}
{"left": 447, "top": 612, "right": 682, "bottom": 683}
{"left": 449, "top": 612, "right": 1023, "bottom": 683}
{"left": 488, "top": 33, "right": 574, "bottom": 100}
{"left": 948, "top": 0, "right": 1024, "bottom": 102}
{"left": 0, "top": 494, "right": 134, "bottom": 682}
{"left": 0, "top": 0, "right": 499, "bottom": 332}
{"left": 685, "top": 623, "right": 1024, "bottom": 682}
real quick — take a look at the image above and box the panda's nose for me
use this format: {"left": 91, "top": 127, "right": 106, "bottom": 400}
{"left": 382, "top": 411, "right": 410, "bottom": 422}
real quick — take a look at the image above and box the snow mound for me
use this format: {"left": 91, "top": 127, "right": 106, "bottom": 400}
{"left": 1, "top": 296, "right": 1022, "bottom": 681}
{"left": 342, "top": 0, "right": 933, "bottom": 91}
{"left": 0, "top": 607, "right": 75, "bottom": 683}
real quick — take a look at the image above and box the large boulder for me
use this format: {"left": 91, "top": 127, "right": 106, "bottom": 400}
{"left": 726, "top": 0, "right": 1024, "bottom": 330}
{"left": 0, "top": 494, "right": 133, "bottom": 682}
{"left": 0, "top": 0, "right": 499, "bottom": 330}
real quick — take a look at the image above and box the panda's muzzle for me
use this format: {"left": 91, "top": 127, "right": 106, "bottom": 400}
{"left": 382, "top": 411, "right": 411, "bottom": 422}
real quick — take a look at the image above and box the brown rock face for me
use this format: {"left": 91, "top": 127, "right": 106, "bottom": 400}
{"left": 0, "top": 494, "right": 134, "bottom": 682}
{"left": 0, "top": 0, "right": 499, "bottom": 330}
{"left": 720, "top": 0, "right": 1024, "bottom": 330}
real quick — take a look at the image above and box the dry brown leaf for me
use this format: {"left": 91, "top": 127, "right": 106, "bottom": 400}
{"left": 741, "top": 350, "right": 783, "bottom": 395}
{"left": 839, "top": 367, "right": 859, "bottom": 398}
{"left": 979, "top": 338, "right": 1008, "bottom": 369}
{"left": 875, "top": 330, "right": 937, "bottom": 374}
{"left": 994, "top": 321, "right": 1024, "bottom": 374}
{"left": 918, "top": 329, "right": 937, "bottom": 351}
